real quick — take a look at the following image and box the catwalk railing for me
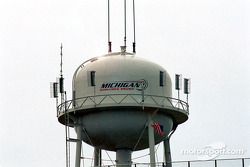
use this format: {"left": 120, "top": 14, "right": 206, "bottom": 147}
{"left": 97, "top": 158, "right": 250, "bottom": 167}
{"left": 57, "top": 94, "right": 189, "bottom": 116}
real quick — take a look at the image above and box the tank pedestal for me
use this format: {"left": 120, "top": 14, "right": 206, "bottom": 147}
{"left": 116, "top": 149, "right": 132, "bottom": 167}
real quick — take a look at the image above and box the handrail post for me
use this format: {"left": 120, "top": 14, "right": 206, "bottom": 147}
{"left": 242, "top": 158, "right": 245, "bottom": 167}
{"left": 215, "top": 160, "right": 217, "bottom": 167}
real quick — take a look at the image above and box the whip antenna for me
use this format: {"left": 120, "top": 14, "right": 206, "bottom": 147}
{"left": 59, "top": 43, "right": 64, "bottom": 103}
{"left": 132, "top": 0, "right": 136, "bottom": 53}
{"left": 108, "top": 0, "right": 112, "bottom": 53}
{"left": 60, "top": 43, "right": 63, "bottom": 77}
{"left": 123, "top": 0, "right": 127, "bottom": 50}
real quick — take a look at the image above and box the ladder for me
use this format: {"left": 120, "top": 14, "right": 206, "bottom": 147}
{"left": 65, "top": 105, "right": 71, "bottom": 167}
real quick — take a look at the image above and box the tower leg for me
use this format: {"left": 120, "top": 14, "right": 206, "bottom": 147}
{"left": 116, "top": 149, "right": 132, "bottom": 167}
{"left": 163, "top": 138, "right": 172, "bottom": 167}
{"left": 148, "top": 114, "right": 156, "bottom": 167}
{"left": 99, "top": 149, "right": 102, "bottom": 166}
{"left": 75, "top": 125, "right": 82, "bottom": 167}
{"left": 94, "top": 147, "right": 102, "bottom": 167}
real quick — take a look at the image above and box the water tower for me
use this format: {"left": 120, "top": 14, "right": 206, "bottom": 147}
{"left": 51, "top": 1, "right": 190, "bottom": 167}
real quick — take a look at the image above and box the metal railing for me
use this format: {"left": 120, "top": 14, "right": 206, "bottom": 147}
{"left": 94, "top": 158, "right": 250, "bottom": 167}
{"left": 57, "top": 94, "right": 189, "bottom": 116}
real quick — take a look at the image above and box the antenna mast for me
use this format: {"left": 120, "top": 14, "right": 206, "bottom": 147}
{"left": 108, "top": 0, "right": 112, "bottom": 53}
{"left": 124, "top": 0, "right": 127, "bottom": 50}
{"left": 59, "top": 43, "right": 65, "bottom": 104}
{"left": 132, "top": 0, "right": 136, "bottom": 53}
{"left": 107, "top": 0, "right": 137, "bottom": 53}
{"left": 60, "top": 43, "right": 63, "bottom": 77}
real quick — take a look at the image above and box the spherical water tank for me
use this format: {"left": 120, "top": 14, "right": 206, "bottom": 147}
{"left": 57, "top": 52, "right": 188, "bottom": 151}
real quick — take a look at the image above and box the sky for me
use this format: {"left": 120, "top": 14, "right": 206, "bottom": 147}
{"left": 0, "top": 0, "right": 250, "bottom": 167}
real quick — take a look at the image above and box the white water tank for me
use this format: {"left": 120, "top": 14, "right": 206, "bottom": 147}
{"left": 57, "top": 52, "right": 188, "bottom": 151}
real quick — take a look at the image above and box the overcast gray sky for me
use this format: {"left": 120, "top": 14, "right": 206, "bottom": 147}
{"left": 0, "top": 0, "right": 250, "bottom": 167}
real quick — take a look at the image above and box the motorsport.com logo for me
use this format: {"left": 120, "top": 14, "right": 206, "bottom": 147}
{"left": 100, "top": 80, "right": 148, "bottom": 91}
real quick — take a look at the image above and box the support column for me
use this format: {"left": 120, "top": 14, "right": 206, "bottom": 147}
{"left": 148, "top": 114, "right": 156, "bottom": 167}
{"left": 116, "top": 149, "right": 132, "bottom": 167}
{"left": 75, "top": 125, "right": 82, "bottom": 167}
{"left": 94, "top": 147, "right": 102, "bottom": 167}
{"left": 163, "top": 138, "right": 172, "bottom": 167}
{"left": 99, "top": 149, "right": 102, "bottom": 166}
